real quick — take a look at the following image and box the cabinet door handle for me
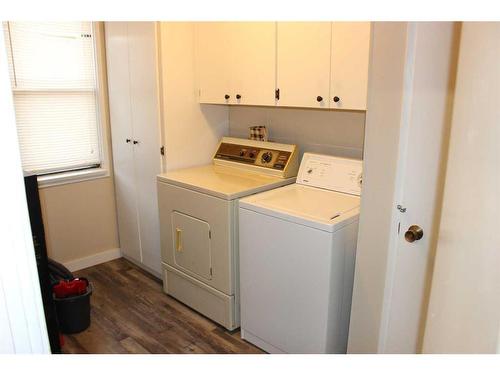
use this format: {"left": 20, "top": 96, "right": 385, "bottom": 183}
{"left": 236, "top": 94, "right": 241, "bottom": 100}
{"left": 316, "top": 96, "right": 323, "bottom": 102}
{"left": 133, "top": 140, "right": 139, "bottom": 144}
{"left": 224, "top": 94, "right": 230, "bottom": 100}
{"left": 175, "top": 228, "right": 182, "bottom": 252}
{"left": 333, "top": 96, "right": 341, "bottom": 103}
{"left": 126, "top": 138, "right": 131, "bottom": 143}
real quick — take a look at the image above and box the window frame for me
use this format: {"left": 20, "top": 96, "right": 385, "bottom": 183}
{"left": 6, "top": 21, "right": 111, "bottom": 188}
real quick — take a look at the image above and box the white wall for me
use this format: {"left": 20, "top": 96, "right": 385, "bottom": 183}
{"left": 158, "top": 22, "right": 229, "bottom": 171}
{"left": 422, "top": 22, "right": 500, "bottom": 354}
{"left": 229, "top": 106, "right": 365, "bottom": 160}
{"left": 347, "top": 23, "right": 409, "bottom": 353}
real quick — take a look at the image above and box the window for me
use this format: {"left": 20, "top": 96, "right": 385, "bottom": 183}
{"left": 3, "top": 21, "right": 103, "bottom": 176}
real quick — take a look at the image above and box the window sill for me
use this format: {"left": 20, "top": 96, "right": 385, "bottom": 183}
{"left": 37, "top": 167, "right": 109, "bottom": 189}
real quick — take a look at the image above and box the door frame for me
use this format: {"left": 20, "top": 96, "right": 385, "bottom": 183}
{"left": 348, "top": 22, "right": 459, "bottom": 353}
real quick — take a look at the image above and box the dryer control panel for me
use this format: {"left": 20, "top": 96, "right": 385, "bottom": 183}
{"left": 213, "top": 137, "right": 299, "bottom": 179}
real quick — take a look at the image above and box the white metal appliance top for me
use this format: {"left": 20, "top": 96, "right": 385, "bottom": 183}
{"left": 296, "top": 153, "right": 363, "bottom": 196}
{"left": 156, "top": 138, "right": 299, "bottom": 200}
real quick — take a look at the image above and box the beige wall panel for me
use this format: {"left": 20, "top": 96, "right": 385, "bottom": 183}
{"left": 39, "top": 177, "right": 119, "bottom": 264}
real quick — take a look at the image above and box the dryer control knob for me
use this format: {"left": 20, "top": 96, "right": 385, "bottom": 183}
{"left": 261, "top": 152, "right": 273, "bottom": 163}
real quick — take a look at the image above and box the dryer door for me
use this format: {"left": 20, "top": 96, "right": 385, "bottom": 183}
{"left": 172, "top": 211, "right": 212, "bottom": 280}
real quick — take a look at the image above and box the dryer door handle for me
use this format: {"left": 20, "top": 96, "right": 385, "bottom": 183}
{"left": 176, "top": 228, "right": 183, "bottom": 252}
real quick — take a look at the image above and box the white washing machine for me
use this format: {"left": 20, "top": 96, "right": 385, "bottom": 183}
{"left": 238, "top": 153, "right": 363, "bottom": 353}
{"left": 157, "top": 137, "right": 299, "bottom": 330}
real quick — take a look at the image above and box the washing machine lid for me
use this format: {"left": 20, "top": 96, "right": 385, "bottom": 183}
{"left": 157, "top": 165, "right": 296, "bottom": 200}
{"left": 239, "top": 183, "right": 360, "bottom": 232}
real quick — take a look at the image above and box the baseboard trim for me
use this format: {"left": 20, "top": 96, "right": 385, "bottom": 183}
{"left": 64, "top": 248, "right": 122, "bottom": 272}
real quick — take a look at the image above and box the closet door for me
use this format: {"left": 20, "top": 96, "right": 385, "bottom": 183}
{"left": 105, "top": 22, "right": 142, "bottom": 263}
{"left": 276, "top": 22, "right": 331, "bottom": 108}
{"left": 229, "top": 22, "right": 276, "bottom": 106}
{"left": 127, "top": 22, "right": 162, "bottom": 275}
{"left": 330, "top": 22, "right": 371, "bottom": 110}
{"left": 196, "top": 23, "right": 232, "bottom": 104}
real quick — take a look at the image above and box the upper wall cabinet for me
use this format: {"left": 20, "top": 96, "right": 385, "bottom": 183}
{"left": 195, "top": 22, "right": 371, "bottom": 111}
{"left": 276, "top": 22, "right": 371, "bottom": 110}
{"left": 330, "top": 22, "right": 371, "bottom": 110}
{"left": 196, "top": 23, "right": 232, "bottom": 104}
{"left": 276, "top": 22, "right": 332, "bottom": 108}
{"left": 196, "top": 22, "right": 276, "bottom": 106}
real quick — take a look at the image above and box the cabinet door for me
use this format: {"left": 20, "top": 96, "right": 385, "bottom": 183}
{"left": 330, "top": 22, "right": 371, "bottom": 110}
{"left": 276, "top": 22, "right": 331, "bottom": 108}
{"left": 105, "top": 22, "right": 142, "bottom": 263}
{"left": 196, "top": 22, "right": 232, "bottom": 104}
{"left": 229, "top": 22, "right": 276, "bottom": 106}
{"left": 127, "top": 22, "right": 163, "bottom": 275}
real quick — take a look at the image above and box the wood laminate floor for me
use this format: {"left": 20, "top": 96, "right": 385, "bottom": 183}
{"left": 62, "top": 258, "right": 264, "bottom": 354}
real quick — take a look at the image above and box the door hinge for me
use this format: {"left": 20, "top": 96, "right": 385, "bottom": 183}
{"left": 160, "top": 146, "right": 165, "bottom": 156}
{"left": 210, "top": 267, "right": 213, "bottom": 276}
{"left": 275, "top": 88, "right": 280, "bottom": 100}
{"left": 208, "top": 230, "right": 211, "bottom": 239}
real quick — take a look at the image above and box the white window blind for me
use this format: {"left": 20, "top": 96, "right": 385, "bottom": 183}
{"left": 4, "top": 21, "right": 101, "bottom": 175}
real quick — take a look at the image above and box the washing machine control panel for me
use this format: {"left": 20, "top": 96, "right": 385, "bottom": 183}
{"left": 213, "top": 137, "right": 299, "bottom": 178}
{"left": 297, "top": 153, "right": 363, "bottom": 196}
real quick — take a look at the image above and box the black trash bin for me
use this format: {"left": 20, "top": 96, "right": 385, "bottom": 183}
{"left": 53, "top": 279, "right": 92, "bottom": 334}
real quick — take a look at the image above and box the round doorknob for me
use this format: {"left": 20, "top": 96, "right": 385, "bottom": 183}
{"left": 333, "top": 96, "right": 340, "bottom": 103}
{"left": 405, "top": 225, "right": 424, "bottom": 243}
{"left": 236, "top": 94, "right": 241, "bottom": 100}
{"left": 316, "top": 96, "right": 323, "bottom": 102}
{"left": 224, "top": 94, "right": 230, "bottom": 100}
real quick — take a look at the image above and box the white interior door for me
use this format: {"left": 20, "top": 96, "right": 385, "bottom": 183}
{"left": 105, "top": 22, "right": 142, "bottom": 264}
{"left": 127, "top": 22, "right": 163, "bottom": 275}
{"left": 276, "top": 22, "right": 331, "bottom": 108}
{"left": 378, "top": 23, "right": 459, "bottom": 353}
{"left": 0, "top": 30, "right": 50, "bottom": 353}
{"left": 422, "top": 22, "right": 500, "bottom": 354}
